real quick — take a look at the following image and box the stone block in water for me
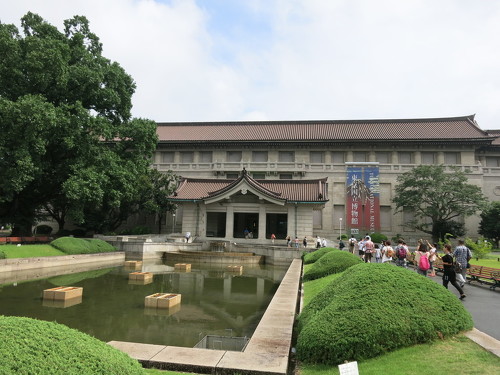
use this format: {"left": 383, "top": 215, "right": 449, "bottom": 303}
{"left": 227, "top": 265, "right": 243, "bottom": 274}
{"left": 42, "top": 295, "right": 82, "bottom": 308}
{"left": 144, "top": 293, "right": 181, "bottom": 309}
{"left": 174, "top": 263, "right": 191, "bottom": 271}
{"left": 129, "top": 272, "right": 153, "bottom": 281}
{"left": 124, "top": 260, "right": 143, "bottom": 269}
{"left": 43, "top": 286, "right": 83, "bottom": 301}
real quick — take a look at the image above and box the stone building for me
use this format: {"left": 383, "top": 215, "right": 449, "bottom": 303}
{"left": 151, "top": 115, "right": 500, "bottom": 244}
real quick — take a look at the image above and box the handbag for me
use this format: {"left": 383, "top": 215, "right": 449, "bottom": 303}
{"left": 454, "top": 261, "right": 462, "bottom": 273}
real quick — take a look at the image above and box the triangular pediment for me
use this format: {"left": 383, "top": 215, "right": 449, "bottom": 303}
{"left": 204, "top": 178, "right": 286, "bottom": 205}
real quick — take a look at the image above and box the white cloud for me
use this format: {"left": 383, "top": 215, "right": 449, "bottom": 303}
{"left": 2, "top": 0, "right": 500, "bottom": 128}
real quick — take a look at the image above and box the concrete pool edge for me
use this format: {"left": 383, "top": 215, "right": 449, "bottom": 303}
{"left": 108, "top": 258, "right": 302, "bottom": 375}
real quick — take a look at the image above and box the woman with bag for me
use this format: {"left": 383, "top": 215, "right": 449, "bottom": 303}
{"left": 415, "top": 244, "right": 430, "bottom": 276}
{"left": 426, "top": 240, "right": 438, "bottom": 277}
{"left": 440, "top": 244, "right": 466, "bottom": 299}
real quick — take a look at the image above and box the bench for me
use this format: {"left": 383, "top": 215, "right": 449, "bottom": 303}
{"left": 466, "top": 265, "right": 500, "bottom": 290}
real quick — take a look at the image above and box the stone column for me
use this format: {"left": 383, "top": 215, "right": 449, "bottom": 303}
{"left": 258, "top": 205, "right": 266, "bottom": 239}
{"left": 226, "top": 206, "right": 234, "bottom": 239}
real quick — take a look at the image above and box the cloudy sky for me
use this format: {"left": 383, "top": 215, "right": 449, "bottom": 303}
{"left": 2, "top": 0, "right": 500, "bottom": 129}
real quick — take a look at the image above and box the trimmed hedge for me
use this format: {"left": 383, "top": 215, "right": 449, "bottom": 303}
{"left": 303, "top": 249, "right": 363, "bottom": 281}
{"left": 303, "top": 247, "right": 336, "bottom": 264}
{"left": 297, "top": 263, "right": 473, "bottom": 365}
{"left": 0, "top": 316, "right": 143, "bottom": 375}
{"left": 51, "top": 237, "right": 116, "bottom": 255}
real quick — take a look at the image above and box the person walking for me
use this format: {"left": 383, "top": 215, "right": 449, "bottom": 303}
{"left": 426, "top": 240, "right": 437, "bottom": 277}
{"left": 453, "top": 239, "right": 472, "bottom": 287}
{"left": 381, "top": 240, "right": 394, "bottom": 263}
{"left": 415, "top": 244, "right": 430, "bottom": 276}
{"left": 348, "top": 236, "right": 357, "bottom": 254}
{"left": 358, "top": 237, "right": 366, "bottom": 260}
{"left": 316, "top": 236, "right": 321, "bottom": 249}
{"left": 394, "top": 239, "right": 408, "bottom": 268}
{"left": 303, "top": 236, "right": 308, "bottom": 248}
{"left": 363, "top": 236, "right": 374, "bottom": 263}
{"left": 374, "top": 244, "right": 382, "bottom": 263}
{"left": 271, "top": 233, "right": 276, "bottom": 244}
{"left": 441, "top": 244, "right": 466, "bottom": 300}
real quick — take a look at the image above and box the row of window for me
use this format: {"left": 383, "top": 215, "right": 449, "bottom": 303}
{"left": 160, "top": 150, "right": 463, "bottom": 164}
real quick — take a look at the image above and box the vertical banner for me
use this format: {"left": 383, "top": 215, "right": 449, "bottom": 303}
{"left": 346, "top": 167, "right": 363, "bottom": 234}
{"left": 363, "top": 166, "right": 380, "bottom": 233}
{"left": 346, "top": 165, "right": 380, "bottom": 234}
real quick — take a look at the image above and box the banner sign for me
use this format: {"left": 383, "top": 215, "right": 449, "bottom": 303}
{"left": 346, "top": 166, "right": 380, "bottom": 233}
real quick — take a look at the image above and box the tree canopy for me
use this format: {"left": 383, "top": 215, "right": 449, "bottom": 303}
{"left": 0, "top": 12, "right": 169, "bottom": 235}
{"left": 478, "top": 201, "right": 500, "bottom": 248}
{"left": 392, "top": 165, "right": 486, "bottom": 241}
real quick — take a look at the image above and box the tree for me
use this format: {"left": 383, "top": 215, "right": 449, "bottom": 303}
{"left": 0, "top": 13, "right": 160, "bottom": 235}
{"left": 392, "top": 165, "right": 486, "bottom": 241}
{"left": 478, "top": 201, "right": 500, "bottom": 248}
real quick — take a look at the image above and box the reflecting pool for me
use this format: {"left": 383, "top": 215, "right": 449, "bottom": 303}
{"left": 0, "top": 260, "right": 285, "bottom": 348}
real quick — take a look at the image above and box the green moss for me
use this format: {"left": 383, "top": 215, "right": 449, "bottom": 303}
{"left": 297, "top": 263, "right": 473, "bottom": 365}
{"left": 48, "top": 268, "right": 114, "bottom": 286}
{"left": 0, "top": 316, "right": 143, "bottom": 375}
{"left": 303, "top": 250, "right": 363, "bottom": 281}
{"left": 303, "top": 247, "right": 336, "bottom": 264}
{"left": 50, "top": 237, "right": 116, "bottom": 255}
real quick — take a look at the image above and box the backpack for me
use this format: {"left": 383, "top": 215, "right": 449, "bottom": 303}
{"left": 419, "top": 253, "right": 430, "bottom": 271}
{"left": 396, "top": 245, "right": 406, "bottom": 259}
{"left": 385, "top": 246, "right": 394, "bottom": 258}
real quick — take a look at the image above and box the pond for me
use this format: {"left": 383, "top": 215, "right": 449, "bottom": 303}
{"left": 0, "top": 260, "right": 285, "bottom": 348}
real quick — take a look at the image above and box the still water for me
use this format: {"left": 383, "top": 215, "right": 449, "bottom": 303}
{"left": 0, "top": 260, "right": 284, "bottom": 348}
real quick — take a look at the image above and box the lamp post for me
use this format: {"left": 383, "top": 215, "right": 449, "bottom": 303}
{"left": 339, "top": 218, "right": 342, "bottom": 241}
{"left": 172, "top": 213, "right": 176, "bottom": 234}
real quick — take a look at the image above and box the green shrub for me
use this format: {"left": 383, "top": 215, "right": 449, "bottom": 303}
{"left": 303, "top": 247, "right": 336, "bottom": 264}
{"left": 0, "top": 316, "right": 143, "bottom": 375}
{"left": 465, "top": 237, "right": 492, "bottom": 259}
{"left": 297, "top": 263, "right": 473, "bottom": 365}
{"left": 35, "top": 225, "right": 53, "bottom": 235}
{"left": 0, "top": 250, "right": 5, "bottom": 259}
{"left": 303, "top": 250, "right": 362, "bottom": 281}
{"left": 71, "top": 228, "right": 87, "bottom": 237}
{"left": 369, "top": 232, "right": 388, "bottom": 244}
{"left": 50, "top": 237, "right": 116, "bottom": 255}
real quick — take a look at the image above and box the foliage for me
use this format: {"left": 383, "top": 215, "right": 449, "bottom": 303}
{"left": 48, "top": 267, "right": 113, "bottom": 286}
{"left": 478, "top": 201, "right": 500, "bottom": 248}
{"left": 368, "top": 232, "right": 387, "bottom": 244}
{"left": 0, "top": 316, "right": 143, "bottom": 375}
{"left": 0, "top": 244, "right": 65, "bottom": 258}
{"left": 392, "top": 165, "right": 486, "bottom": 241}
{"left": 302, "top": 250, "right": 362, "bottom": 281}
{"left": 303, "top": 247, "right": 336, "bottom": 264}
{"left": 302, "top": 272, "right": 341, "bottom": 307}
{"left": 50, "top": 237, "right": 115, "bottom": 254}
{"left": 299, "top": 335, "right": 500, "bottom": 375}
{"left": 465, "top": 237, "right": 492, "bottom": 259}
{"left": 0, "top": 250, "right": 5, "bottom": 259}
{"left": 297, "top": 263, "right": 473, "bottom": 365}
{"left": 0, "top": 12, "right": 161, "bottom": 235}
{"left": 120, "top": 225, "right": 152, "bottom": 235}
{"left": 35, "top": 224, "right": 53, "bottom": 235}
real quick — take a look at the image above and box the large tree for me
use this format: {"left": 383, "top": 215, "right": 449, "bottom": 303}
{"left": 0, "top": 13, "right": 159, "bottom": 235}
{"left": 478, "top": 201, "right": 500, "bottom": 248}
{"left": 392, "top": 165, "right": 486, "bottom": 241}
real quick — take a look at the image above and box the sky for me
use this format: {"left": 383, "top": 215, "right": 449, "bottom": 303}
{"left": 2, "top": 0, "right": 500, "bottom": 129}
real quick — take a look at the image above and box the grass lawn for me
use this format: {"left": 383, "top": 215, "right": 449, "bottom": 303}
{"left": 469, "top": 253, "right": 500, "bottom": 268}
{"left": 0, "top": 244, "right": 65, "bottom": 258}
{"left": 299, "top": 266, "right": 500, "bottom": 375}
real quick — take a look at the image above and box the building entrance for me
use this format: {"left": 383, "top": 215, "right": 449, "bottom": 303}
{"left": 266, "top": 213, "right": 287, "bottom": 239}
{"left": 233, "top": 213, "right": 259, "bottom": 238}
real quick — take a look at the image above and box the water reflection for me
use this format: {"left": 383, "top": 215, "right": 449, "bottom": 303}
{"left": 0, "top": 259, "right": 286, "bottom": 348}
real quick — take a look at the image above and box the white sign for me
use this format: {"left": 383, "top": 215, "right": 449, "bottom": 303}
{"left": 350, "top": 229, "right": 359, "bottom": 234}
{"left": 338, "top": 361, "right": 359, "bottom": 375}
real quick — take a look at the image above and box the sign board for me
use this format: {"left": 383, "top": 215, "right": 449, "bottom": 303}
{"left": 350, "top": 229, "right": 359, "bottom": 234}
{"left": 338, "top": 361, "right": 359, "bottom": 375}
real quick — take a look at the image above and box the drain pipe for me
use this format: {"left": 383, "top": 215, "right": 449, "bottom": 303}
{"left": 195, "top": 202, "right": 200, "bottom": 237}
{"left": 294, "top": 203, "right": 298, "bottom": 237}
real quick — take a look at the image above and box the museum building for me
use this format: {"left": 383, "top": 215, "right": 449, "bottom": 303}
{"left": 151, "top": 115, "right": 500, "bottom": 244}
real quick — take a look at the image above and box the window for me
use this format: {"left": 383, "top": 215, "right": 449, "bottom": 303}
{"left": 375, "top": 152, "right": 390, "bottom": 163}
{"left": 161, "top": 152, "right": 174, "bottom": 163}
{"left": 331, "top": 151, "right": 345, "bottom": 164}
{"left": 353, "top": 152, "right": 367, "bottom": 162}
{"left": 421, "top": 152, "right": 436, "bottom": 165}
{"left": 279, "top": 173, "right": 293, "bottom": 179}
{"left": 313, "top": 210, "right": 323, "bottom": 229}
{"left": 252, "top": 173, "right": 266, "bottom": 179}
{"left": 486, "top": 157, "right": 500, "bottom": 167}
{"left": 279, "top": 151, "right": 295, "bottom": 162}
{"left": 180, "top": 152, "right": 193, "bottom": 163}
{"left": 227, "top": 151, "right": 242, "bottom": 162}
{"left": 252, "top": 151, "right": 268, "bottom": 162}
{"left": 444, "top": 152, "right": 461, "bottom": 165}
{"left": 199, "top": 151, "right": 212, "bottom": 163}
{"left": 310, "top": 151, "right": 324, "bottom": 163}
{"left": 398, "top": 152, "right": 413, "bottom": 164}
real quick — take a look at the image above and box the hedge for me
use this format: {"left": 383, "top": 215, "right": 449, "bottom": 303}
{"left": 303, "top": 247, "right": 336, "bottom": 264}
{"left": 297, "top": 263, "right": 473, "bottom": 365}
{"left": 0, "top": 316, "right": 143, "bottom": 375}
{"left": 50, "top": 237, "right": 116, "bottom": 255}
{"left": 303, "top": 249, "right": 363, "bottom": 281}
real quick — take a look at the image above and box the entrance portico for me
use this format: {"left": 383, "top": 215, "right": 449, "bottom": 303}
{"left": 169, "top": 169, "right": 328, "bottom": 243}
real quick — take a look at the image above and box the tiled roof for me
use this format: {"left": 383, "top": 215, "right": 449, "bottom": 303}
{"left": 157, "top": 115, "right": 492, "bottom": 143}
{"left": 485, "top": 130, "right": 500, "bottom": 146}
{"left": 170, "top": 171, "right": 328, "bottom": 203}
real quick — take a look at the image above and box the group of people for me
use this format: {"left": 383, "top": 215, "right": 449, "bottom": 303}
{"left": 346, "top": 235, "right": 471, "bottom": 300}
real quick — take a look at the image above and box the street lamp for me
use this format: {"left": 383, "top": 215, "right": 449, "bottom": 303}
{"left": 339, "top": 218, "right": 342, "bottom": 241}
{"left": 172, "top": 213, "right": 176, "bottom": 234}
